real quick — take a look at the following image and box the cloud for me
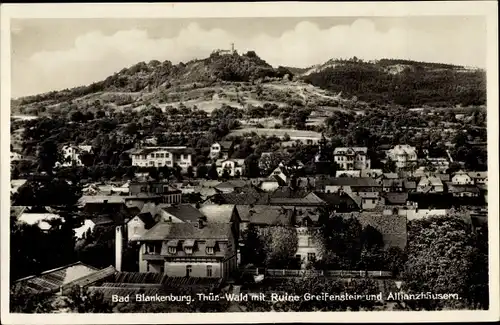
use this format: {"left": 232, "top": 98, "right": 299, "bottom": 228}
{"left": 12, "top": 18, "right": 486, "bottom": 98}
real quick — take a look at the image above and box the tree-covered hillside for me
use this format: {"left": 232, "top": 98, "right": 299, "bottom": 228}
{"left": 302, "top": 59, "right": 486, "bottom": 107}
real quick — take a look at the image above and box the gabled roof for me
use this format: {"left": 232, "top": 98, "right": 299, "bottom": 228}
{"left": 446, "top": 183, "right": 480, "bottom": 194}
{"left": 218, "top": 141, "right": 234, "bottom": 151}
{"left": 161, "top": 204, "right": 206, "bottom": 223}
{"left": 313, "top": 192, "right": 360, "bottom": 210}
{"left": 198, "top": 204, "right": 238, "bottom": 223}
{"left": 13, "top": 261, "right": 99, "bottom": 293}
{"left": 269, "top": 192, "right": 327, "bottom": 206}
{"left": 333, "top": 147, "right": 368, "bottom": 155}
{"left": 383, "top": 192, "right": 409, "bottom": 205}
{"left": 468, "top": 171, "right": 488, "bottom": 179}
{"left": 316, "top": 177, "right": 381, "bottom": 187}
{"left": 137, "top": 222, "right": 232, "bottom": 241}
{"left": 236, "top": 205, "right": 294, "bottom": 225}
{"left": 214, "top": 180, "right": 249, "bottom": 190}
{"left": 133, "top": 212, "right": 156, "bottom": 228}
{"left": 271, "top": 186, "right": 310, "bottom": 199}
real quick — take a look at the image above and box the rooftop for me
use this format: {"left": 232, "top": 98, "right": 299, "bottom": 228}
{"left": 137, "top": 222, "right": 232, "bottom": 241}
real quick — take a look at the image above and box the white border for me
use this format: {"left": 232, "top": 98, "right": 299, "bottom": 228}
{"left": 1, "top": 2, "right": 498, "bottom": 324}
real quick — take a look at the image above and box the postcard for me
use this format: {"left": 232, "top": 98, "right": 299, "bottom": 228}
{"left": 1, "top": 1, "right": 498, "bottom": 324}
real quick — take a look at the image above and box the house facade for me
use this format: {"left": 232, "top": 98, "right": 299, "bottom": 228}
{"left": 135, "top": 221, "right": 237, "bottom": 279}
{"left": 296, "top": 227, "right": 321, "bottom": 269}
{"left": 130, "top": 146, "right": 192, "bottom": 171}
{"left": 129, "top": 181, "right": 182, "bottom": 204}
{"left": 333, "top": 147, "right": 371, "bottom": 170}
{"left": 468, "top": 172, "right": 488, "bottom": 185}
{"left": 417, "top": 175, "right": 444, "bottom": 193}
{"left": 127, "top": 212, "right": 156, "bottom": 241}
{"left": 387, "top": 145, "right": 418, "bottom": 169}
{"left": 215, "top": 159, "right": 245, "bottom": 177}
{"left": 58, "top": 145, "right": 92, "bottom": 167}
{"left": 452, "top": 171, "right": 473, "bottom": 185}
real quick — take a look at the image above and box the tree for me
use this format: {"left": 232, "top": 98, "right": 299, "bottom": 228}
{"left": 382, "top": 159, "right": 396, "bottom": 173}
{"left": 403, "top": 215, "right": 484, "bottom": 310}
{"left": 37, "top": 140, "right": 61, "bottom": 174}
{"left": 240, "top": 224, "right": 266, "bottom": 266}
{"left": 196, "top": 164, "right": 208, "bottom": 179}
{"left": 207, "top": 163, "right": 218, "bottom": 180}
{"left": 65, "top": 286, "right": 114, "bottom": 313}
{"left": 222, "top": 167, "right": 231, "bottom": 180}
{"left": 10, "top": 286, "right": 54, "bottom": 313}
{"left": 186, "top": 165, "right": 194, "bottom": 178}
{"left": 259, "top": 226, "right": 298, "bottom": 268}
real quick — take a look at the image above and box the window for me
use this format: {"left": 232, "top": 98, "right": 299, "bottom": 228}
{"left": 295, "top": 254, "right": 302, "bottom": 261}
{"left": 185, "top": 247, "right": 193, "bottom": 255}
{"left": 206, "top": 265, "right": 213, "bottom": 277}
{"left": 146, "top": 243, "right": 159, "bottom": 254}
{"left": 206, "top": 247, "right": 214, "bottom": 255}
{"left": 168, "top": 246, "right": 176, "bottom": 254}
{"left": 160, "top": 153, "right": 165, "bottom": 158}
{"left": 186, "top": 265, "right": 192, "bottom": 277}
{"left": 149, "top": 161, "right": 154, "bottom": 166}
{"left": 307, "top": 253, "right": 316, "bottom": 262}
{"left": 307, "top": 237, "right": 314, "bottom": 247}
{"left": 150, "top": 154, "right": 155, "bottom": 158}
{"left": 133, "top": 226, "right": 139, "bottom": 235}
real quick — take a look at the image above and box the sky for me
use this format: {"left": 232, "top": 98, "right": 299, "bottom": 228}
{"left": 11, "top": 16, "right": 487, "bottom": 98}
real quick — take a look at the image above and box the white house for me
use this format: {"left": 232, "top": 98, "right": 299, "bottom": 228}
{"left": 333, "top": 147, "right": 371, "bottom": 170}
{"left": 216, "top": 159, "right": 245, "bottom": 177}
{"left": 127, "top": 212, "right": 157, "bottom": 241}
{"left": 417, "top": 175, "right": 444, "bottom": 193}
{"left": 129, "top": 146, "right": 193, "bottom": 171}
{"left": 58, "top": 145, "right": 92, "bottom": 167}
{"left": 387, "top": 145, "right": 418, "bottom": 169}
{"left": 452, "top": 171, "right": 474, "bottom": 185}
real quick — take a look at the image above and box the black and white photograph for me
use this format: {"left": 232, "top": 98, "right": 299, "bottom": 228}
{"left": 1, "top": 2, "right": 498, "bottom": 324}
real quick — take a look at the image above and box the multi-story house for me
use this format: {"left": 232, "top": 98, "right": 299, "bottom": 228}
{"left": 417, "top": 175, "right": 444, "bottom": 193}
{"left": 468, "top": 171, "right": 488, "bottom": 185}
{"left": 57, "top": 145, "right": 92, "bottom": 167}
{"left": 215, "top": 159, "right": 245, "bottom": 177}
{"left": 296, "top": 227, "right": 321, "bottom": 269}
{"left": 386, "top": 145, "right": 418, "bottom": 169}
{"left": 452, "top": 171, "right": 474, "bottom": 185}
{"left": 130, "top": 146, "right": 192, "bottom": 171}
{"left": 209, "top": 141, "right": 234, "bottom": 160}
{"left": 333, "top": 147, "right": 371, "bottom": 170}
{"left": 129, "top": 181, "right": 182, "bottom": 204}
{"left": 134, "top": 219, "right": 237, "bottom": 279}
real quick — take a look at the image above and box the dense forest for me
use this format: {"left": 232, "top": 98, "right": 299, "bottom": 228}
{"left": 303, "top": 59, "right": 486, "bottom": 107}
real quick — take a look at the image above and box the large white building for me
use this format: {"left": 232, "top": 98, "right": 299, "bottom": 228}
{"left": 130, "top": 146, "right": 192, "bottom": 171}
{"left": 333, "top": 147, "right": 371, "bottom": 170}
{"left": 387, "top": 145, "right": 418, "bottom": 169}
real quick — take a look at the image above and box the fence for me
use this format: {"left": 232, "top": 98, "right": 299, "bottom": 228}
{"left": 241, "top": 268, "right": 392, "bottom": 278}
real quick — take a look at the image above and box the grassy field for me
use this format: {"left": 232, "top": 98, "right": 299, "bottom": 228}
{"left": 229, "top": 127, "right": 322, "bottom": 139}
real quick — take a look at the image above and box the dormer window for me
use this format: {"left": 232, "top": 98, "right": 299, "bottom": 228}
{"left": 168, "top": 247, "right": 176, "bottom": 254}
{"left": 183, "top": 239, "right": 195, "bottom": 255}
{"left": 206, "top": 247, "right": 214, "bottom": 255}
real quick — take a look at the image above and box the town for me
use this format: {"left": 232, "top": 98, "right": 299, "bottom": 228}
{"left": 9, "top": 49, "right": 488, "bottom": 313}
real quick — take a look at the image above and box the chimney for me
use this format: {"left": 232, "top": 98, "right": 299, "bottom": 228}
{"left": 115, "top": 225, "right": 123, "bottom": 272}
{"left": 104, "top": 199, "right": 108, "bottom": 204}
